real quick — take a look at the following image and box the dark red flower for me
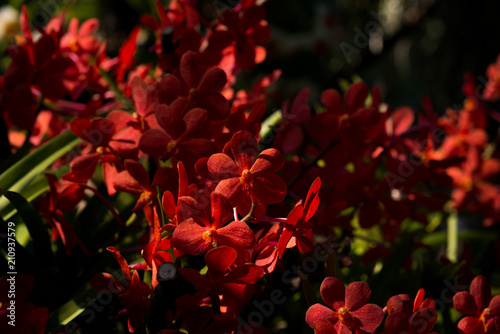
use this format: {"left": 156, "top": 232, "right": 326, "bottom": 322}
{"left": 90, "top": 247, "right": 151, "bottom": 333}
{"left": 384, "top": 289, "right": 438, "bottom": 334}
{"left": 454, "top": 275, "right": 500, "bottom": 334}
{"left": 67, "top": 117, "right": 123, "bottom": 195}
{"left": 217, "top": 4, "right": 271, "bottom": 70}
{"left": 139, "top": 103, "right": 213, "bottom": 176}
{"left": 306, "top": 277, "right": 384, "bottom": 334}
{"left": 204, "top": 246, "right": 264, "bottom": 316}
{"left": 273, "top": 87, "right": 311, "bottom": 153}
{"left": 158, "top": 51, "right": 230, "bottom": 120}
{"left": 199, "top": 130, "right": 286, "bottom": 207}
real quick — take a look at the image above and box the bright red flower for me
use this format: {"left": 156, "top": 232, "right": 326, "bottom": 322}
{"left": 306, "top": 277, "right": 384, "bottom": 334}
{"left": 277, "top": 177, "right": 321, "bottom": 258}
{"left": 60, "top": 17, "right": 100, "bottom": 54}
{"left": 172, "top": 192, "right": 255, "bottom": 255}
{"left": 199, "top": 130, "right": 286, "bottom": 207}
{"left": 453, "top": 275, "right": 500, "bottom": 334}
{"left": 158, "top": 51, "right": 230, "bottom": 120}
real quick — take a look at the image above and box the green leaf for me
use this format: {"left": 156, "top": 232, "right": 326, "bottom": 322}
{"left": 1, "top": 165, "right": 68, "bottom": 221}
{"left": 0, "top": 130, "right": 81, "bottom": 212}
{"left": 46, "top": 285, "right": 97, "bottom": 332}
{"left": 0, "top": 190, "right": 53, "bottom": 263}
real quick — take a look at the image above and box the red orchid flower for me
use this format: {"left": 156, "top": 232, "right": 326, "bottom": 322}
{"left": 307, "top": 83, "right": 384, "bottom": 148}
{"left": 130, "top": 211, "right": 174, "bottom": 289}
{"left": 172, "top": 192, "right": 255, "bottom": 255}
{"left": 116, "top": 26, "right": 140, "bottom": 83}
{"left": 204, "top": 246, "right": 264, "bottom": 316}
{"left": 67, "top": 117, "right": 123, "bottom": 196}
{"left": 158, "top": 51, "right": 230, "bottom": 120}
{"left": 113, "top": 159, "right": 176, "bottom": 224}
{"left": 108, "top": 76, "right": 160, "bottom": 159}
{"left": 60, "top": 17, "right": 100, "bottom": 54}
{"left": 277, "top": 177, "right": 321, "bottom": 258}
{"left": 273, "top": 87, "right": 312, "bottom": 153}
{"left": 306, "top": 277, "right": 384, "bottom": 334}
{"left": 251, "top": 224, "right": 280, "bottom": 274}
{"left": 139, "top": 103, "right": 213, "bottom": 176}
{"left": 232, "top": 69, "right": 282, "bottom": 113}
{"left": 161, "top": 161, "right": 198, "bottom": 228}
{"left": 384, "top": 289, "right": 438, "bottom": 334}
{"left": 217, "top": 4, "right": 271, "bottom": 70}
{"left": 198, "top": 130, "right": 286, "bottom": 207}
{"left": 37, "top": 173, "right": 90, "bottom": 255}
{"left": 483, "top": 55, "right": 500, "bottom": 101}
{"left": 90, "top": 247, "right": 151, "bottom": 333}
{"left": 453, "top": 275, "right": 500, "bottom": 334}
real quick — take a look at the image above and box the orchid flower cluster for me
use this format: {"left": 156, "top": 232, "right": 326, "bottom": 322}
{"left": 0, "top": 1, "right": 499, "bottom": 334}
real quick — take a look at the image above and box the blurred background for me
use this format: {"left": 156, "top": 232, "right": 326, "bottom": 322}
{"left": 2, "top": 0, "right": 500, "bottom": 115}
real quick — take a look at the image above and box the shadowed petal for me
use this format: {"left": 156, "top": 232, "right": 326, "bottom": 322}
{"left": 454, "top": 291, "right": 480, "bottom": 316}
{"left": 384, "top": 312, "right": 409, "bottom": 334}
{"left": 345, "top": 281, "right": 371, "bottom": 311}
{"left": 252, "top": 174, "right": 287, "bottom": 204}
{"left": 198, "top": 67, "right": 227, "bottom": 92}
{"left": 139, "top": 128, "right": 170, "bottom": 157}
{"left": 457, "top": 316, "right": 484, "bottom": 334}
{"left": 205, "top": 246, "right": 237, "bottom": 281}
{"left": 352, "top": 303, "right": 384, "bottom": 333}
{"left": 320, "top": 277, "right": 345, "bottom": 311}
{"left": 470, "top": 275, "right": 492, "bottom": 312}
{"left": 231, "top": 131, "right": 258, "bottom": 171}
{"left": 410, "top": 308, "right": 437, "bottom": 334}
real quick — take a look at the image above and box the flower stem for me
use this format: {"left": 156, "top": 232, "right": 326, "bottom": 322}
{"left": 82, "top": 185, "right": 124, "bottom": 227}
{"left": 446, "top": 212, "right": 458, "bottom": 262}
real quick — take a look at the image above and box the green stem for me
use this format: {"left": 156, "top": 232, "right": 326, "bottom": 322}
{"left": 446, "top": 212, "right": 458, "bottom": 263}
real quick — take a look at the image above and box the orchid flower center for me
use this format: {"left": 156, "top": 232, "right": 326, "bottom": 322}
{"left": 240, "top": 169, "right": 254, "bottom": 188}
{"left": 167, "top": 141, "right": 178, "bottom": 155}
{"left": 480, "top": 308, "right": 490, "bottom": 331}
{"left": 337, "top": 307, "right": 356, "bottom": 329}
{"left": 464, "top": 97, "right": 477, "bottom": 111}
{"left": 202, "top": 228, "right": 217, "bottom": 245}
{"left": 140, "top": 191, "right": 153, "bottom": 205}
{"left": 189, "top": 88, "right": 197, "bottom": 99}
{"left": 338, "top": 114, "right": 350, "bottom": 127}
